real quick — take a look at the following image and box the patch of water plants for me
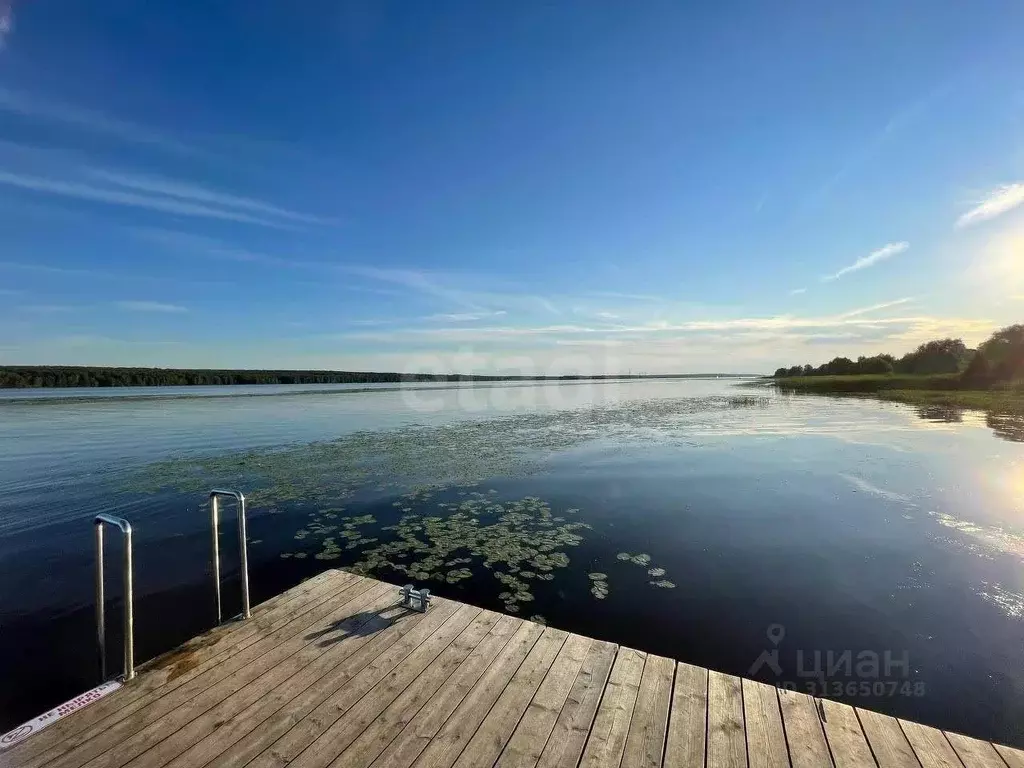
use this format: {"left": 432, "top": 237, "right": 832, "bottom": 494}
{"left": 279, "top": 488, "right": 676, "bottom": 615}
{"left": 122, "top": 394, "right": 769, "bottom": 504}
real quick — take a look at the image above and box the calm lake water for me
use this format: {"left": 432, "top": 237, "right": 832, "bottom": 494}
{"left": 2, "top": 378, "right": 1024, "bottom": 745}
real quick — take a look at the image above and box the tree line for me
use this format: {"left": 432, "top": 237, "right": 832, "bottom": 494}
{"left": 773, "top": 324, "right": 1024, "bottom": 385}
{"left": 0, "top": 367, "right": 457, "bottom": 388}
{"left": 0, "top": 367, "right": 742, "bottom": 389}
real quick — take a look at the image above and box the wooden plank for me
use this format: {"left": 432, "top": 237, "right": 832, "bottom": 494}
{"left": 493, "top": 634, "right": 592, "bottom": 768}
{"left": 856, "top": 708, "right": 918, "bottom": 768}
{"left": 578, "top": 647, "right": 646, "bottom": 768}
{"left": 995, "top": 745, "right": 1024, "bottom": 768}
{"left": 9, "top": 570, "right": 355, "bottom": 767}
{"left": 742, "top": 679, "right": 789, "bottom": 768}
{"left": 944, "top": 731, "right": 1007, "bottom": 768}
{"left": 994, "top": 743, "right": 1024, "bottom": 768}
{"left": 707, "top": 670, "right": 746, "bottom": 768}
{"left": 899, "top": 719, "right": 963, "bottom": 768}
{"left": 533, "top": 640, "right": 617, "bottom": 768}
{"left": 331, "top": 612, "right": 519, "bottom": 768}
{"left": 411, "top": 626, "right": 567, "bottom": 768}
{"left": 48, "top": 579, "right": 393, "bottom": 768}
{"left": 777, "top": 688, "right": 832, "bottom": 768}
{"left": 619, "top": 653, "right": 673, "bottom": 768}
{"left": 817, "top": 699, "right": 873, "bottom": 768}
{"left": 168, "top": 602, "right": 477, "bottom": 768}
{"left": 368, "top": 620, "right": 544, "bottom": 768}
{"left": 664, "top": 662, "right": 708, "bottom": 768}
{"left": 449, "top": 628, "right": 571, "bottom": 768}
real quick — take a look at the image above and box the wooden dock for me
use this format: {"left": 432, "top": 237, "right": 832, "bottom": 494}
{"left": 5, "top": 569, "right": 1024, "bottom": 768}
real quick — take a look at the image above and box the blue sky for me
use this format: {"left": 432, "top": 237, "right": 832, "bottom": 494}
{"left": 1, "top": 0, "right": 1023, "bottom": 374}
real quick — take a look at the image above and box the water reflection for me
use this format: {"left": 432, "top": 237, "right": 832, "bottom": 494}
{"left": 987, "top": 412, "right": 1024, "bottom": 443}
{"left": 915, "top": 404, "right": 965, "bottom": 423}
{"left": 911, "top": 403, "right": 1024, "bottom": 443}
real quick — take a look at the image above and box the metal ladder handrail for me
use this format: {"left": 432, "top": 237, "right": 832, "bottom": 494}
{"left": 209, "top": 489, "right": 251, "bottom": 624}
{"left": 94, "top": 514, "right": 135, "bottom": 682}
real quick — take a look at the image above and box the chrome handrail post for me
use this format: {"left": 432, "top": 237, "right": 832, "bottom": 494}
{"left": 122, "top": 522, "right": 134, "bottom": 676}
{"left": 210, "top": 494, "right": 222, "bottom": 624}
{"left": 95, "top": 522, "right": 105, "bottom": 679}
{"left": 236, "top": 494, "right": 251, "bottom": 619}
{"left": 208, "top": 489, "right": 251, "bottom": 623}
{"left": 94, "top": 514, "right": 135, "bottom": 682}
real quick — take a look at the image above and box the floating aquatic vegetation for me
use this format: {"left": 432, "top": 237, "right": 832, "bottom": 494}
{"left": 277, "top": 489, "right": 682, "bottom": 611}
{"left": 280, "top": 487, "right": 682, "bottom": 612}
{"left": 617, "top": 552, "right": 651, "bottom": 566}
{"left": 122, "top": 395, "right": 769, "bottom": 511}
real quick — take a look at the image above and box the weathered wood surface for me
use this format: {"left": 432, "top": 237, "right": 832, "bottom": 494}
{"left": 6, "top": 570, "right": 1024, "bottom": 768}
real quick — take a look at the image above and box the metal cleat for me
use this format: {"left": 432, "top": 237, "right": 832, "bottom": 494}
{"left": 400, "top": 584, "right": 432, "bottom": 612}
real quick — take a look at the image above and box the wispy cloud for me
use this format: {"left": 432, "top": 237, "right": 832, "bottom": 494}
{"left": 0, "top": 171, "right": 298, "bottom": 228}
{"left": 836, "top": 297, "right": 914, "bottom": 319}
{"left": 425, "top": 311, "right": 508, "bottom": 322}
{"left": 341, "top": 265, "right": 562, "bottom": 315}
{"left": 0, "top": 87, "right": 202, "bottom": 157}
{"left": 0, "top": 260, "right": 98, "bottom": 276}
{"left": 115, "top": 300, "right": 188, "bottom": 313}
{"left": 823, "top": 242, "right": 909, "bottom": 282}
{"left": 789, "top": 288, "right": 807, "bottom": 296}
{"left": 336, "top": 312, "right": 975, "bottom": 343}
{"left": 342, "top": 266, "right": 468, "bottom": 306}
{"left": 955, "top": 184, "right": 1024, "bottom": 229}
{"left": 23, "top": 304, "right": 75, "bottom": 313}
{"left": 585, "top": 291, "right": 664, "bottom": 302}
{"left": 802, "top": 81, "right": 952, "bottom": 211}
{"left": 89, "top": 169, "right": 328, "bottom": 225}
{"left": 129, "top": 227, "right": 320, "bottom": 269}
{"left": 0, "top": 2, "right": 13, "bottom": 49}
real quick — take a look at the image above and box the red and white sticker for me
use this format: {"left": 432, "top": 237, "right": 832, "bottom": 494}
{"left": 0, "top": 681, "right": 121, "bottom": 751}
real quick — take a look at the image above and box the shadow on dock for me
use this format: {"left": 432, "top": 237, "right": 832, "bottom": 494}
{"left": 305, "top": 602, "right": 415, "bottom": 647}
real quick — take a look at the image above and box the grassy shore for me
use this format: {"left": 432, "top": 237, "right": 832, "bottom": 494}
{"left": 766, "top": 374, "right": 1024, "bottom": 415}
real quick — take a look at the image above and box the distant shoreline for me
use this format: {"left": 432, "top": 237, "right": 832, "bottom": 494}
{"left": 0, "top": 365, "right": 758, "bottom": 390}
